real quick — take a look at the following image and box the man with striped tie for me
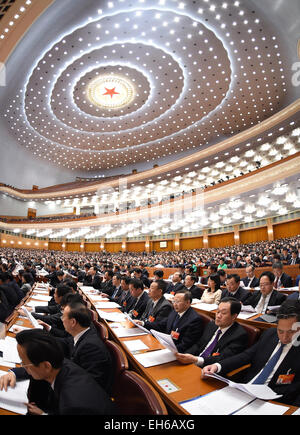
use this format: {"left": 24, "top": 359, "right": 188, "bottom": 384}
{"left": 202, "top": 300, "right": 300, "bottom": 407}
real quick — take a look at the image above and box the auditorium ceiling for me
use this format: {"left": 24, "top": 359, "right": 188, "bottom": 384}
{"left": 1, "top": 0, "right": 300, "bottom": 174}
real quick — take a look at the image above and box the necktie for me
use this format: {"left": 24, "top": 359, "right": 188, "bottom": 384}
{"left": 200, "top": 329, "right": 222, "bottom": 358}
{"left": 256, "top": 295, "right": 267, "bottom": 313}
{"left": 252, "top": 343, "right": 285, "bottom": 384}
{"left": 172, "top": 313, "right": 180, "bottom": 330}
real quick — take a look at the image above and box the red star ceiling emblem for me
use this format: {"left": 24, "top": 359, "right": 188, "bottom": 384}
{"left": 103, "top": 87, "right": 120, "bottom": 98}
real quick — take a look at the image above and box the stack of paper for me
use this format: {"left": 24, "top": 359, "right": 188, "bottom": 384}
{"left": 113, "top": 328, "right": 149, "bottom": 338}
{"left": 31, "top": 294, "right": 52, "bottom": 302}
{"left": 192, "top": 303, "right": 218, "bottom": 312}
{"left": 123, "top": 340, "right": 149, "bottom": 352}
{"left": 135, "top": 349, "right": 177, "bottom": 368}
{"left": 94, "top": 302, "right": 121, "bottom": 309}
{"left": 96, "top": 310, "right": 126, "bottom": 322}
{"left": 0, "top": 337, "right": 21, "bottom": 364}
{"left": 0, "top": 370, "right": 29, "bottom": 415}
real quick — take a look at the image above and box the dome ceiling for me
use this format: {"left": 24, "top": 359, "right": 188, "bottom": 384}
{"left": 3, "top": 0, "right": 293, "bottom": 172}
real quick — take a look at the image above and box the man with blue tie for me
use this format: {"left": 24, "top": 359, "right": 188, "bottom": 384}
{"left": 202, "top": 300, "right": 300, "bottom": 407}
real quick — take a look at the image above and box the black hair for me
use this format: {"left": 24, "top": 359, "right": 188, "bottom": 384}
{"left": 129, "top": 278, "right": 144, "bottom": 291}
{"left": 65, "top": 302, "right": 92, "bottom": 328}
{"left": 219, "top": 297, "right": 242, "bottom": 315}
{"left": 16, "top": 329, "right": 64, "bottom": 368}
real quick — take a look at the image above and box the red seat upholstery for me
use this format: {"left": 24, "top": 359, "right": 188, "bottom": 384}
{"left": 241, "top": 323, "right": 261, "bottom": 348}
{"left": 112, "top": 370, "right": 168, "bottom": 415}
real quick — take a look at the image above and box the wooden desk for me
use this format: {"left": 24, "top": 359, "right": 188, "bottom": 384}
{"left": 83, "top": 290, "right": 296, "bottom": 415}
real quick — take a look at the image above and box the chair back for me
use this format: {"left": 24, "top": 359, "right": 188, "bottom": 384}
{"left": 112, "top": 370, "right": 168, "bottom": 415}
{"left": 241, "top": 323, "right": 261, "bottom": 348}
{"left": 105, "top": 339, "right": 128, "bottom": 382}
{"left": 93, "top": 319, "right": 109, "bottom": 341}
{"left": 199, "top": 312, "right": 213, "bottom": 327}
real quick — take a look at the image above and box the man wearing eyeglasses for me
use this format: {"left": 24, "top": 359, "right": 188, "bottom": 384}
{"left": 202, "top": 300, "right": 300, "bottom": 406}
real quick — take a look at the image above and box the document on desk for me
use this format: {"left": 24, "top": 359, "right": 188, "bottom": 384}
{"left": 31, "top": 294, "right": 52, "bottom": 301}
{"left": 26, "top": 300, "right": 49, "bottom": 307}
{"left": 96, "top": 310, "right": 126, "bottom": 322}
{"left": 240, "top": 305, "right": 257, "bottom": 313}
{"left": 0, "top": 370, "right": 29, "bottom": 415}
{"left": 204, "top": 373, "right": 282, "bottom": 400}
{"left": 89, "top": 296, "right": 109, "bottom": 302}
{"left": 180, "top": 386, "right": 254, "bottom": 415}
{"left": 123, "top": 339, "right": 149, "bottom": 352}
{"left": 238, "top": 312, "right": 257, "bottom": 320}
{"left": 191, "top": 303, "right": 218, "bottom": 312}
{"left": 95, "top": 302, "right": 121, "bottom": 308}
{"left": 1, "top": 337, "right": 21, "bottom": 364}
{"left": 135, "top": 349, "right": 177, "bottom": 367}
{"left": 233, "top": 398, "right": 288, "bottom": 415}
{"left": 150, "top": 330, "right": 178, "bottom": 353}
{"left": 113, "top": 327, "right": 149, "bottom": 338}
{"left": 125, "top": 315, "right": 151, "bottom": 334}
{"left": 22, "top": 307, "right": 43, "bottom": 329}
{"left": 32, "top": 289, "right": 49, "bottom": 295}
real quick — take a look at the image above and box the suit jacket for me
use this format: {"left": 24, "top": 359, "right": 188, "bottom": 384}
{"left": 275, "top": 273, "right": 293, "bottom": 288}
{"left": 140, "top": 297, "right": 173, "bottom": 331}
{"left": 128, "top": 291, "right": 150, "bottom": 320}
{"left": 100, "top": 279, "right": 114, "bottom": 296}
{"left": 0, "top": 283, "right": 19, "bottom": 312}
{"left": 161, "top": 307, "right": 203, "bottom": 353}
{"left": 185, "top": 321, "right": 248, "bottom": 366}
{"left": 15, "top": 359, "right": 116, "bottom": 415}
{"left": 287, "top": 292, "right": 300, "bottom": 301}
{"left": 118, "top": 290, "right": 136, "bottom": 313}
{"left": 109, "top": 285, "right": 122, "bottom": 301}
{"left": 58, "top": 326, "right": 113, "bottom": 393}
{"left": 242, "top": 276, "right": 260, "bottom": 288}
{"left": 47, "top": 271, "right": 61, "bottom": 288}
{"left": 185, "top": 284, "right": 203, "bottom": 299}
{"left": 289, "top": 257, "right": 300, "bottom": 265}
{"left": 247, "top": 289, "right": 287, "bottom": 310}
{"left": 91, "top": 274, "right": 102, "bottom": 290}
{"left": 219, "top": 328, "right": 300, "bottom": 406}
{"left": 166, "top": 281, "right": 185, "bottom": 294}
{"left": 221, "top": 286, "right": 251, "bottom": 304}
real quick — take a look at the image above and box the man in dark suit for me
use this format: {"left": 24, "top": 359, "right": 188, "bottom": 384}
{"left": 107, "top": 274, "right": 123, "bottom": 301}
{"left": 87, "top": 266, "right": 102, "bottom": 291}
{"left": 289, "top": 251, "right": 300, "bottom": 265}
{"left": 184, "top": 274, "right": 203, "bottom": 299}
{"left": 230, "top": 256, "right": 243, "bottom": 269}
{"left": 166, "top": 271, "right": 185, "bottom": 294}
{"left": 135, "top": 279, "right": 173, "bottom": 331}
{"left": 118, "top": 276, "right": 136, "bottom": 313}
{"left": 176, "top": 297, "right": 248, "bottom": 367}
{"left": 133, "top": 268, "right": 151, "bottom": 289}
{"left": 59, "top": 301, "right": 113, "bottom": 393}
{"left": 99, "top": 270, "right": 114, "bottom": 297}
{"left": 221, "top": 274, "right": 251, "bottom": 304}
{"left": 247, "top": 271, "right": 287, "bottom": 313}
{"left": 0, "top": 329, "right": 116, "bottom": 415}
{"left": 127, "top": 278, "right": 150, "bottom": 320}
{"left": 272, "top": 262, "right": 293, "bottom": 288}
{"left": 202, "top": 300, "right": 300, "bottom": 407}
{"left": 241, "top": 265, "right": 260, "bottom": 288}
{"left": 151, "top": 289, "right": 203, "bottom": 353}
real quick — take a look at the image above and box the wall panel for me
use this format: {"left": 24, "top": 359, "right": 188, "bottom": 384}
{"left": 208, "top": 232, "right": 234, "bottom": 248}
{"left": 239, "top": 227, "right": 268, "bottom": 244}
{"left": 273, "top": 220, "right": 300, "bottom": 239}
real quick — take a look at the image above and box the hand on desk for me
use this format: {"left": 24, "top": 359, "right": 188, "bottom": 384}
{"left": 18, "top": 307, "right": 33, "bottom": 316}
{"left": 0, "top": 371, "right": 16, "bottom": 391}
{"left": 201, "top": 364, "right": 219, "bottom": 378}
{"left": 175, "top": 353, "right": 198, "bottom": 364}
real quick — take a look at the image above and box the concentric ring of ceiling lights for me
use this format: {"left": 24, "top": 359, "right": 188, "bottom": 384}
{"left": 5, "top": 1, "right": 287, "bottom": 170}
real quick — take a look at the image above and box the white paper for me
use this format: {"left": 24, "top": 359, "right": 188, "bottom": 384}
{"left": 26, "top": 300, "right": 49, "bottom": 307}
{"left": 135, "top": 349, "right": 177, "bottom": 368}
{"left": 96, "top": 310, "right": 126, "bottom": 322}
{"left": 150, "top": 329, "right": 178, "bottom": 353}
{"left": 234, "top": 398, "right": 288, "bottom": 415}
{"left": 164, "top": 293, "right": 174, "bottom": 301}
{"left": 89, "top": 296, "right": 109, "bottom": 302}
{"left": 123, "top": 339, "right": 149, "bottom": 352}
{"left": 22, "top": 307, "right": 43, "bottom": 330}
{"left": 205, "top": 372, "right": 282, "bottom": 400}
{"left": 0, "top": 358, "right": 15, "bottom": 368}
{"left": 238, "top": 312, "right": 257, "bottom": 320}
{"left": 31, "top": 294, "right": 52, "bottom": 301}
{"left": 32, "top": 289, "right": 49, "bottom": 295}
{"left": 1, "top": 337, "right": 21, "bottom": 364}
{"left": 113, "top": 327, "right": 148, "bottom": 338}
{"left": 192, "top": 303, "right": 218, "bottom": 311}
{"left": 94, "top": 302, "right": 121, "bottom": 309}
{"left": 0, "top": 370, "right": 29, "bottom": 415}
{"left": 125, "top": 315, "right": 151, "bottom": 334}
{"left": 241, "top": 305, "right": 257, "bottom": 313}
{"left": 180, "top": 386, "right": 254, "bottom": 415}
